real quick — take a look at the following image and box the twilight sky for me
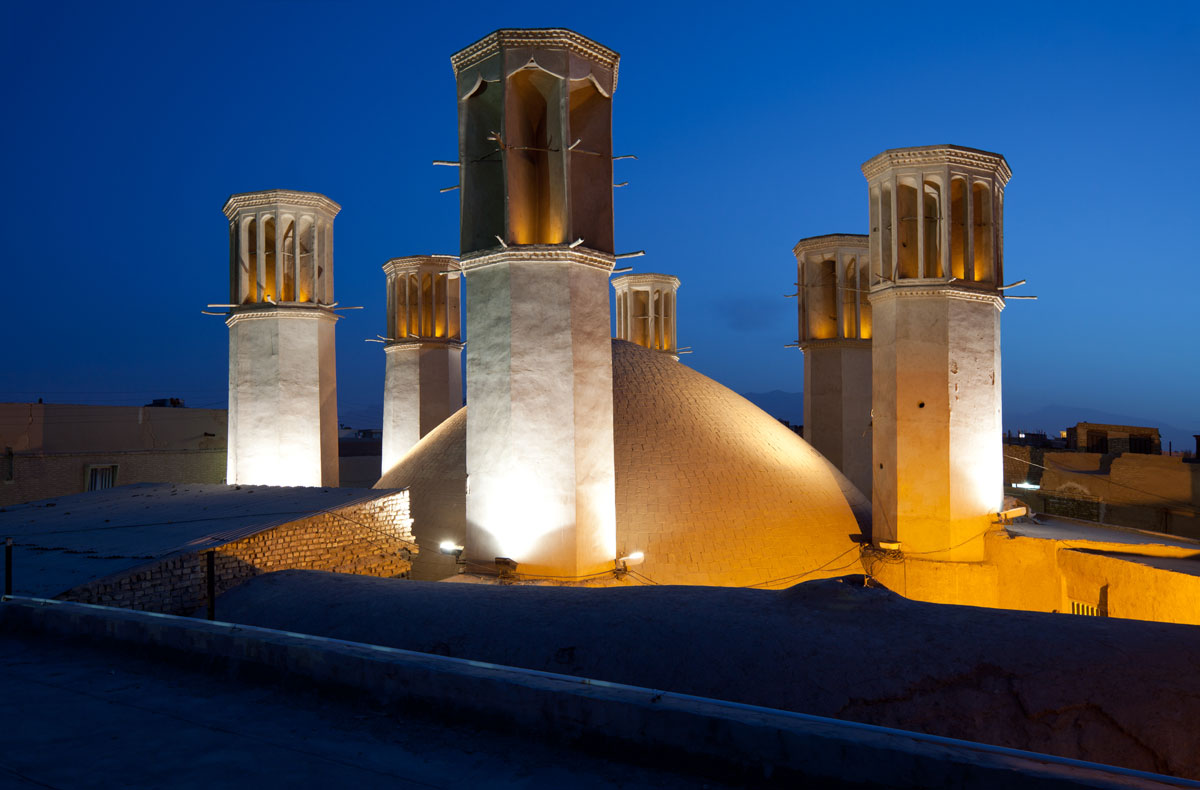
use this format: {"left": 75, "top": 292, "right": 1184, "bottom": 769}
{"left": 3, "top": 1, "right": 1197, "bottom": 444}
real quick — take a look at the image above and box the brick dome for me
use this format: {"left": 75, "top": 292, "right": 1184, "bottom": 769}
{"left": 378, "top": 340, "right": 869, "bottom": 586}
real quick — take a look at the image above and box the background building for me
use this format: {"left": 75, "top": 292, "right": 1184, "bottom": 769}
{"left": 0, "top": 402, "right": 226, "bottom": 507}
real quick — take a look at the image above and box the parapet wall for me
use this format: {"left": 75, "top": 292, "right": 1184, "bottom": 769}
{"left": 61, "top": 492, "right": 415, "bottom": 614}
{"left": 1, "top": 596, "right": 1185, "bottom": 789}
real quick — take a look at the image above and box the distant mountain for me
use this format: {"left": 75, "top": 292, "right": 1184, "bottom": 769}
{"left": 741, "top": 390, "right": 803, "bottom": 426}
{"left": 1004, "top": 403, "right": 1195, "bottom": 450}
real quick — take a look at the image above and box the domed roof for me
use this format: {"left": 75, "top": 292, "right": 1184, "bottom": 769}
{"left": 378, "top": 340, "right": 870, "bottom": 586}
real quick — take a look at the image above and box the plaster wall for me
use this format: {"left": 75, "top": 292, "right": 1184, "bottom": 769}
{"left": 868, "top": 527, "right": 1200, "bottom": 626}
{"left": 464, "top": 254, "right": 616, "bottom": 577}
{"left": 227, "top": 310, "right": 338, "bottom": 487}
{"left": 382, "top": 344, "right": 463, "bottom": 471}
{"left": 872, "top": 290, "right": 1001, "bottom": 561}
{"left": 803, "top": 343, "right": 872, "bottom": 497}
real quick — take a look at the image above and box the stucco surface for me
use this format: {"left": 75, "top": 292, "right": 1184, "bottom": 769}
{"left": 216, "top": 571, "right": 1200, "bottom": 780}
{"left": 380, "top": 340, "right": 869, "bottom": 587}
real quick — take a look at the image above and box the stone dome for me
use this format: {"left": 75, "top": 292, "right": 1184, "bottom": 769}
{"left": 378, "top": 340, "right": 870, "bottom": 586}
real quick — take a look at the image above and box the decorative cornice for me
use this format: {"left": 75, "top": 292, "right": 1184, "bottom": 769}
{"left": 460, "top": 244, "right": 615, "bottom": 273}
{"left": 861, "top": 145, "right": 1012, "bottom": 185}
{"left": 868, "top": 282, "right": 1006, "bottom": 310}
{"left": 383, "top": 255, "right": 460, "bottom": 276}
{"left": 797, "top": 338, "right": 872, "bottom": 351}
{"left": 222, "top": 189, "right": 341, "bottom": 219}
{"left": 792, "top": 234, "right": 869, "bottom": 258}
{"left": 384, "top": 339, "right": 465, "bottom": 352}
{"left": 225, "top": 305, "right": 339, "bottom": 327}
{"left": 611, "top": 272, "right": 681, "bottom": 290}
{"left": 450, "top": 29, "right": 620, "bottom": 90}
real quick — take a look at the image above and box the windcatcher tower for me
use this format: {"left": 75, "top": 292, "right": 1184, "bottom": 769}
{"left": 381, "top": 255, "right": 463, "bottom": 472}
{"left": 452, "top": 29, "right": 619, "bottom": 577}
{"left": 864, "top": 146, "right": 1011, "bottom": 560}
{"left": 793, "top": 235, "right": 872, "bottom": 496}
{"left": 612, "top": 273, "right": 680, "bottom": 357}
{"left": 222, "top": 190, "right": 340, "bottom": 487}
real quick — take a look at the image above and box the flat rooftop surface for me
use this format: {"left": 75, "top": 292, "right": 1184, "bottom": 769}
{"left": 0, "top": 630, "right": 749, "bottom": 790}
{"left": 212, "top": 571, "right": 1200, "bottom": 780}
{"left": 0, "top": 483, "right": 396, "bottom": 598}
{"left": 1008, "top": 516, "right": 1200, "bottom": 550}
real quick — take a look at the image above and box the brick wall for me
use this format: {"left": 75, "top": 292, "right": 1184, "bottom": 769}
{"left": 61, "top": 491, "right": 415, "bottom": 614}
{"left": 1, "top": 450, "right": 227, "bottom": 507}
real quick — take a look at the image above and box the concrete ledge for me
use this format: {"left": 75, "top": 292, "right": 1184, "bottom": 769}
{"left": 1, "top": 596, "right": 1194, "bottom": 789}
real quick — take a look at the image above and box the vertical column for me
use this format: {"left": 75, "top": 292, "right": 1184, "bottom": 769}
{"left": 835, "top": 252, "right": 845, "bottom": 338}
{"left": 274, "top": 214, "right": 283, "bottom": 301}
{"left": 916, "top": 173, "right": 925, "bottom": 278}
{"left": 238, "top": 220, "right": 249, "bottom": 302}
{"left": 940, "top": 170, "right": 951, "bottom": 281}
{"left": 325, "top": 221, "right": 334, "bottom": 303}
{"left": 965, "top": 175, "right": 974, "bottom": 281}
{"left": 853, "top": 253, "right": 861, "bottom": 338}
{"left": 869, "top": 191, "right": 881, "bottom": 285}
{"left": 888, "top": 176, "right": 899, "bottom": 281}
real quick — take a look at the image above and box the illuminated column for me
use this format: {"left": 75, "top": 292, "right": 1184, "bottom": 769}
{"left": 864, "top": 146, "right": 1011, "bottom": 560}
{"left": 453, "top": 29, "right": 619, "bottom": 577}
{"left": 381, "top": 255, "right": 464, "bottom": 471}
{"left": 612, "top": 273, "right": 681, "bottom": 357}
{"left": 222, "top": 190, "right": 341, "bottom": 487}
{"left": 793, "top": 234, "right": 872, "bottom": 496}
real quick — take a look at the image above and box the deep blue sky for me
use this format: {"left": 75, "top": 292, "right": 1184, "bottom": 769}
{"left": 3, "top": 1, "right": 1197, "bottom": 443}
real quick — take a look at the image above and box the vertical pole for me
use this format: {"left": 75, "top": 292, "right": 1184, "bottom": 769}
{"left": 206, "top": 550, "right": 216, "bottom": 621}
{"left": 4, "top": 537, "right": 11, "bottom": 596}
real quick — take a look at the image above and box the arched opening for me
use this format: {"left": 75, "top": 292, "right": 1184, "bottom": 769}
{"left": 421, "top": 273, "right": 434, "bottom": 337}
{"left": 507, "top": 67, "right": 565, "bottom": 245}
{"left": 808, "top": 258, "right": 838, "bottom": 340}
{"left": 567, "top": 76, "right": 613, "bottom": 253}
{"left": 950, "top": 178, "right": 967, "bottom": 280}
{"left": 462, "top": 78, "right": 504, "bottom": 254}
{"left": 434, "top": 273, "right": 447, "bottom": 338}
{"left": 244, "top": 217, "right": 258, "bottom": 303}
{"left": 897, "top": 180, "right": 919, "bottom": 279}
{"left": 632, "top": 289, "right": 648, "bottom": 347}
{"left": 923, "top": 180, "right": 943, "bottom": 278}
{"left": 663, "top": 291, "right": 674, "bottom": 351}
{"left": 972, "top": 182, "right": 994, "bottom": 283}
{"left": 297, "top": 216, "right": 314, "bottom": 302}
{"left": 281, "top": 219, "right": 296, "bottom": 302}
{"left": 408, "top": 273, "right": 420, "bottom": 337}
{"left": 262, "top": 217, "right": 277, "bottom": 302}
{"left": 843, "top": 260, "right": 858, "bottom": 339}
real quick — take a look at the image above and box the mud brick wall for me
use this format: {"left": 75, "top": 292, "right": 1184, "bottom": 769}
{"left": 61, "top": 491, "right": 415, "bottom": 614}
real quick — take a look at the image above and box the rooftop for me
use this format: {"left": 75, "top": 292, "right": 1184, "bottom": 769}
{"left": 0, "top": 483, "right": 397, "bottom": 598}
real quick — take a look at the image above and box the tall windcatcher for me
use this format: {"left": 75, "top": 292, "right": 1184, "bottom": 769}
{"left": 794, "top": 234, "right": 872, "bottom": 496}
{"left": 222, "top": 190, "right": 341, "bottom": 487}
{"left": 864, "top": 145, "right": 1011, "bottom": 560}
{"left": 381, "top": 255, "right": 463, "bottom": 472}
{"left": 612, "top": 273, "right": 680, "bottom": 357}
{"left": 453, "top": 29, "right": 620, "bottom": 577}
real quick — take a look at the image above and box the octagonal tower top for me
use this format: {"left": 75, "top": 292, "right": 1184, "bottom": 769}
{"left": 452, "top": 29, "right": 621, "bottom": 257}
